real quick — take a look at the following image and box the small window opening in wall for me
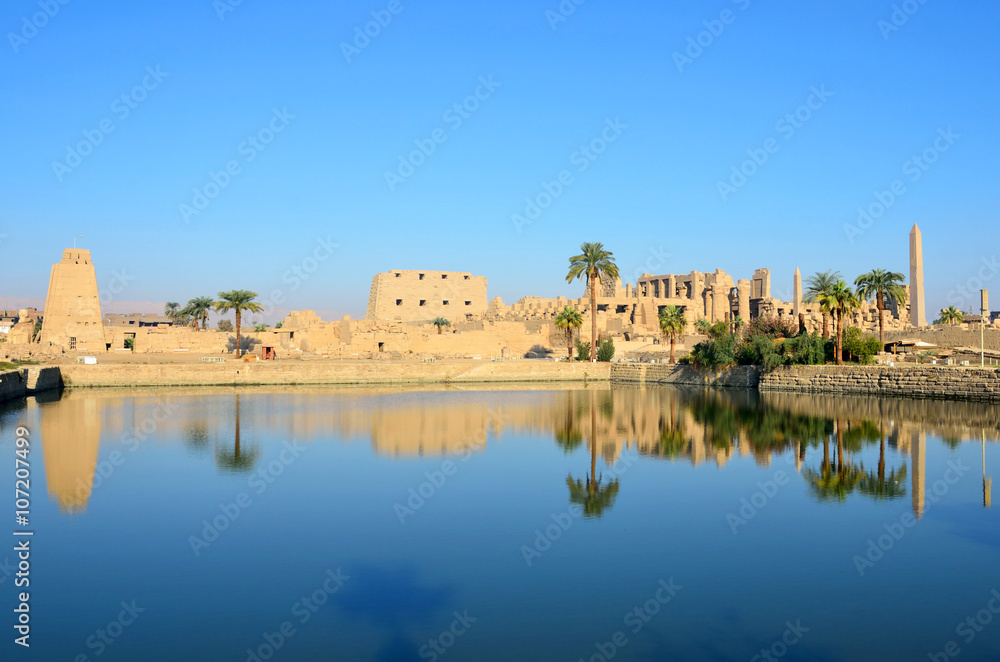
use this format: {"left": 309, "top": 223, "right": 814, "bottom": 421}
{"left": 442, "top": 274, "right": 448, "bottom": 279}
{"left": 394, "top": 273, "right": 400, "bottom": 277}
{"left": 419, "top": 300, "right": 426, "bottom": 306}
{"left": 465, "top": 301, "right": 472, "bottom": 306}
{"left": 464, "top": 275, "right": 470, "bottom": 280}
{"left": 378, "top": 342, "right": 384, "bottom": 352}
{"left": 418, "top": 274, "right": 425, "bottom": 280}
{"left": 69, "top": 337, "right": 77, "bottom": 350}
{"left": 396, "top": 299, "right": 403, "bottom": 306}
{"left": 443, "top": 300, "right": 449, "bottom": 305}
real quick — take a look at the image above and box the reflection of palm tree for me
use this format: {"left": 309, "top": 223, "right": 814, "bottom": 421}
{"left": 566, "top": 391, "right": 619, "bottom": 518}
{"left": 554, "top": 392, "right": 584, "bottom": 454}
{"left": 216, "top": 393, "right": 259, "bottom": 473}
{"left": 657, "top": 398, "right": 688, "bottom": 459}
{"left": 804, "top": 422, "right": 864, "bottom": 501}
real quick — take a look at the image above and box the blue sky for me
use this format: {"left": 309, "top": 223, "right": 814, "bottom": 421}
{"left": 1, "top": 0, "right": 997, "bottom": 321}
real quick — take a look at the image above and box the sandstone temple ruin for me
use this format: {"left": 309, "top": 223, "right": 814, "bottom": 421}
{"left": 3, "top": 229, "right": 985, "bottom": 362}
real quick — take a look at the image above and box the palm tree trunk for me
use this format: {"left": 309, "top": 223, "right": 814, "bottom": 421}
{"left": 589, "top": 271, "right": 597, "bottom": 361}
{"left": 567, "top": 329, "right": 573, "bottom": 361}
{"left": 836, "top": 420, "right": 844, "bottom": 473}
{"left": 822, "top": 312, "right": 830, "bottom": 340}
{"left": 235, "top": 310, "right": 242, "bottom": 356}
{"left": 670, "top": 336, "right": 676, "bottom": 364}
{"left": 835, "top": 310, "right": 843, "bottom": 365}
{"left": 877, "top": 292, "right": 885, "bottom": 345}
{"left": 878, "top": 434, "right": 886, "bottom": 482}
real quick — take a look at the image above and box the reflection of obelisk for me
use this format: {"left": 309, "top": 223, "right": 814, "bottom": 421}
{"left": 909, "top": 225, "right": 927, "bottom": 327}
{"left": 793, "top": 267, "right": 802, "bottom": 317}
{"left": 911, "top": 430, "right": 925, "bottom": 518}
{"left": 985, "top": 432, "right": 992, "bottom": 509}
{"left": 41, "top": 396, "right": 102, "bottom": 513}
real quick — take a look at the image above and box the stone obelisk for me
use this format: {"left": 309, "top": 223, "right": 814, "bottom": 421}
{"left": 909, "top": 224, "right": 927, "bottom": 327}
{"left": 793, "top": 267, "right": 802, "bottom": 317}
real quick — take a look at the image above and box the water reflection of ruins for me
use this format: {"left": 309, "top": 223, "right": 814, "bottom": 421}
{"left": 35, "top": 386, "right": 998, "bottom": 516}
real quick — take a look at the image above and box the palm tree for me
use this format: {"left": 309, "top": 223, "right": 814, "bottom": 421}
{"left": 804, "top": 270, "right": 842, "bottom": 339}
{"left": 164, "top": 301, "right": 181, "bottom": 322}
{"left": 658, "top": 305, "right": 687, "bottom": 364}
{"left": 431, "top": 317, "right": 451, "bottom": 334}
{"left": 184, "top": 296, "right": 214, "bottom": 330}
{"left": 215, "top": 290, "right": 264, "bottom": 356}
{"left": 829, "top": 280, "right": 860, "bottom": 365}
{"left": 855, "top": 269, "right": 906, "bottom": 344}
{"left": 554, "top": 306, "right": 584, "bottom": 361}
{"left": 937, "top": 306, "right": 964, "bottom": 325}
{"left": 566, "top": 243, "right": 619, "bottom": 361}
{"left": 694, "top": 318, "right": 712, "bottom": 335}
{"left": 732, "top": 315, "right": 746, "bottom": 335}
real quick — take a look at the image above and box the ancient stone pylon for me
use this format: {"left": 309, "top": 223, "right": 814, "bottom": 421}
{"left": 39, "top": 248, "right": 106, "bottom": 350}
{"left": 909, "top": 224, "right": 927, "bottom": 327}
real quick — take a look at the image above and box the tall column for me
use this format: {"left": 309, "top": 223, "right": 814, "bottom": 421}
{"left": 909, "top": 224, "right": 927, "bottom": 327}
{"left": 793, "top": 267, "right": 802, "bottom": 317}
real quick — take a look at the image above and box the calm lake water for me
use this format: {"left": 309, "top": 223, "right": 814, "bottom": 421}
{"left": 1, "top": 385, "right": 998, "bottom": 662}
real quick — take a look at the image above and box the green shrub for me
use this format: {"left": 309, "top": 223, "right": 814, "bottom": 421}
{"left": 746, "top": 317, "right": 798, "bottom": 339}
{"left": 842, "top": 327, "right": 882, "bottom": 364}
{"left": 124, "top": 337, "right": 134, "bottom": 350}
{"left": 575, "top": 338, "right": 590, "bottom": 361}
{"left": 781, "top": 332, "right": 826, "bottom": 366}
{"left": 596, "top": 338, "right": 615, "bottom": 362}
{"left": 691, "top": 331, "right": 737, "bottom": 369}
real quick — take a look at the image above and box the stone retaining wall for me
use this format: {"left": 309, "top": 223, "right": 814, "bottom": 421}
{"left": 759, "top": 365, "right": 1000, "bottom": 401}
{"left": 0, "top": 367, "right": 63, "bottom": 403}
{"left": 58, "top": 360, "right": 611, "bottom": 388}
{"left": 610, "top": 363, "right": 760, "bottom": 388}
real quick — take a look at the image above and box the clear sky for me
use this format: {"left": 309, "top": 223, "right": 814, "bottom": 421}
{"left": 1, "top": 0, "right": 997, "bottom": 322}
